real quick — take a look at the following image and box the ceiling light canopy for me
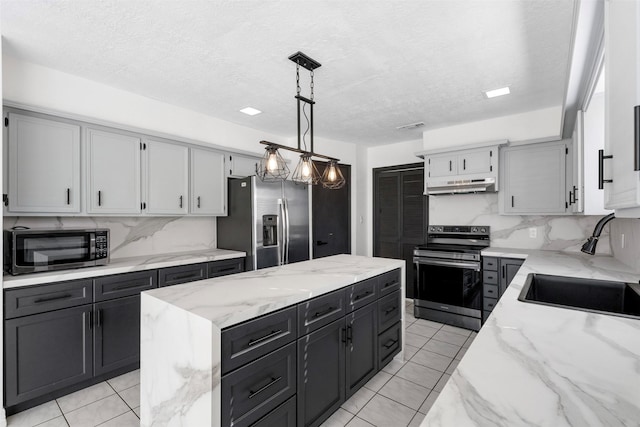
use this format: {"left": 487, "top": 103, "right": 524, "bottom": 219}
{"left": 256, "top": 51, "right": 345, "bottom": 189}
{"left": 240, "top": 107, "right": 262, "bottom": 116}
{"left": 484, "top": 86, "right": 511, "bottom": 98}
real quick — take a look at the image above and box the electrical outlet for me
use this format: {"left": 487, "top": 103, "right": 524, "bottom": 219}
{"left": 621, "top": 233, "right": 625, "bottom": 249}
{"left": 529, "top": 227, "right": 537, "bottom": 239}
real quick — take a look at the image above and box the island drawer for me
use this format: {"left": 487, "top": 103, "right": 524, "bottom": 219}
{"left": 251, "top": 396, "right": 296, "bottom": 427}
{"left": 483, "top": 298, "right": 497, "bottom": 312}
{"left": 482, "top": 257, "right": 498, "bottom": 271}
{"left": 5, "top": 279, "right": 93, "bottom": 319}
{"left": 483, "top": 271, "right": 498, "bottom": 285}
{"left": 483, "top": 284, "right": 499, "bottom": 299}
{"left": 298, "top": 288, "right": 346, "bottom": 336}
{"left": 378, "top": 321, "right": 401, "bottom": 369}
{"left": 222, "top": 306, "right": 298, "bottom": 375}
{"left": 158, "top": 262, "right": 207, "bottom": 287}
{"left": 377, "top": 269, "right": 401, "bottom": 296}
{"left": 94, "top": 271, "right": 157, "bottom": 302}
{"left": 346, "top": 278, "right": 377, "bottom": 312}
{"left": 221, "top": 342, "right": 296, "bottom": 427}
{"left": 208, "top": 258, "right": 244, "bottom": 278}
{"left": 378, "top": 290, "right": 401, "bottom": 333}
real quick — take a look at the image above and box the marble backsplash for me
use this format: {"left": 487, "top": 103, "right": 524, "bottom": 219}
{"left": 3, "top": 216, "right": 217, "bottom": 260}
{"left": 610, "top": 218, "right": 640, "bottom": 273}
{"left": 429, "top": 193, "right": 612, "bottom": 254}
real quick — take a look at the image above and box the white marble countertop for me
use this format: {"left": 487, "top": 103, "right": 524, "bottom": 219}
{"left": 3, "top": 249, "right": 246, "bottom": 289}
{"left": 421, "top": 249, "right": 640, "bottom": 427}
{"left": 143, "top": 254, "right": 405, "bottom": 329}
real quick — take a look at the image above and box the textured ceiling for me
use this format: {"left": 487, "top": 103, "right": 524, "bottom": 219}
{"left": 1, "top": 0, "right": 576, "bottom": 146}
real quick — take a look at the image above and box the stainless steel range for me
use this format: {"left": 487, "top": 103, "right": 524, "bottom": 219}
{"left": 413, "top": 225, "right": 490, "bottom": 331}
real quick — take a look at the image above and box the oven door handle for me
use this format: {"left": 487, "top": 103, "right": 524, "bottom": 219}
{"left": 413, "top": 258, "right": 481, "bottom": 271}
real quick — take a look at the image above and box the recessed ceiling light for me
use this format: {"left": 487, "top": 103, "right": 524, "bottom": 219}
{"left": 240, "top": 107, "right": 262, "bottom": 116}
{"left": 484, "top": 87, "right": 511, "bottom": 98}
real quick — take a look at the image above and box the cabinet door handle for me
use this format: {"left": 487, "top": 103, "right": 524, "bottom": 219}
{"left": 341, "top": 327, "right": 347, "bottom": 343}
{"left": 384, "top": 305, "right": 397, "bottom": 315}
{"left": 511, "top": 195, "right": 515, "bottom": 208}
{"left": 88, "top": 310, "right": 93, "bottom": 330}
{"left": 179, "top": 195, "right": 183, "bottom": 208}
{"left": 463, "top": 159, "right": 466, "bottom": 170}
{"left": 197, "top": 196, "right": 201, "bottom": 208}
{"left": 573, "top": 185, "right": 578, "bottom": 202}
{"left": 635, "top": 105, "right": 640, "bottom": 171}
{"left": 96, "top": 309, "right": 102, "bottom": 328}
{"left": 383, "top": 339, "right": 398, "bottom": 349}
{"left": 34, "top": 293, "right": 72, "bottom": 304}
{"left": 66, "top": 188, "right": 71, "bottom": 205}
{"left": 248, "top": 329, "right": 283, "bottom": 347}
{"left": 98, "top": 190, "right": 102, "bottom": 206}
{"left": 248, "top": 376, "right": 282, "bottom": 399}
{"left": 598, "top": 149, "right": 613, "bottom": 189}
{"left": 354, "top": 290, "right": 372, "bottom": 301}
{"left": 502, "top": 265, "right": 506, "bottom": 279}
{"left": 449, "top": 160, "right": 452, "bottom": 171}
{"left": 346, "top": 325, "right": 353, "bottom": 344}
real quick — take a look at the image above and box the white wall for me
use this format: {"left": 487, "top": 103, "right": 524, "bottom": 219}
{"left": 0, "top": 30, "right": 6, "bottom": 427}
{"left": 423, "top": 105, "right": 563, "bottom": 150}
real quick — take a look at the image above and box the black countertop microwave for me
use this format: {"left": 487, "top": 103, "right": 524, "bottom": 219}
{"left": 4, "top": 228, "right": 110, "bottom": 275}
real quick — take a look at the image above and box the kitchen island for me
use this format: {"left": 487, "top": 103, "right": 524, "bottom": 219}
{"left": 421, "top": 249, "right": 640, "bottom": 426}
{"left": 139, "top": 254, "right": 405, "bottom": 426}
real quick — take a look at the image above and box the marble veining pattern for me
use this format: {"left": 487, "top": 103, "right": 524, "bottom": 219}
{"left": 140, "top": 255, "right": 406, "bottom": 427}
{"left": 421, "top": 249, "right": 640, "bottom": 426}
{"left": 3, "top": 249, "right": 245, "bottom": 288}
{"left": 429, "top": 193, "right": 611, "bottom": 254}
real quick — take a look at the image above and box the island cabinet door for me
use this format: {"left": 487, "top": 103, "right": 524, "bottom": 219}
{"left": 5, "top": 305, "right": 93, "bottom": 407}
{"left": 297, "top": 318, "right": 346, "bottom": 427}
{"left": 345, "top": 302, "right": 378, "bottom": 399}
{"left": 94, "top": 296, "right": 141, "bottom": 376}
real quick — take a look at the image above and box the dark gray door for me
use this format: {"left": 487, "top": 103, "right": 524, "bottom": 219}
{"left": 499, "top": 259, "right": 524, "bottom": 295}
{"left": 312, "top": 162, "right": 351, "bottom": 259}
{"left": 345, "top": 302, "right": 378, "bottom": 398}
{"left": 5, "top": 305, "right": 93, "bottom": 406}
{"left": 94, "top": 296, "right": 141, "bottom": 376}
{"left": 297, "top": 318, "right": 345, "bottom": 427}
{"left": 373, "top": 164, "right": 427, "bottom": 298}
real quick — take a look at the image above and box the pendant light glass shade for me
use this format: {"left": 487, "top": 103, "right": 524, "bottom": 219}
{"left": 291, "top": 154, "right": 320, "bottom": 185}
{"left": 257, "top": 146, "right": 290, "bottom": 181}
{"left": 321, "top": 160, "right": 346, "bottom": 189}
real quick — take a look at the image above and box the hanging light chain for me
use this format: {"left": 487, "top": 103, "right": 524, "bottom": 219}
{"left": 296, "top": 62, "right": 301, "bottom": 97}
{"left": 310, "top": 69, "right": 314, "bottom": 101}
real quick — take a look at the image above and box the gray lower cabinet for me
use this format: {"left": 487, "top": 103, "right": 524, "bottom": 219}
{"left": 158, "top": 262, "right": 208, "bottom": 287}
{"left": 297, "top": 318, "right": 346, "bottom": 427}
{"left": 345, "top": 302, "right": 378, "bottom": 398}
{"left": 482, "top": 256, "right": 524, "bottom": 323}
{"left": 251, "top": 396, "right": 296, "bottom": 427}
{"left": 5, "top": 304, "right": 93, "bottom": 407}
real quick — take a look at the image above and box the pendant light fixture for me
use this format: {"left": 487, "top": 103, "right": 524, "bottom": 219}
{"left": 257, "top": 51, "right": 344, "bottom": 189}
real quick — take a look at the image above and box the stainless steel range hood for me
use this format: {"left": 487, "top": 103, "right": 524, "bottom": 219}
{"left": 426, "top": 178, "right": 496, "bottom": 195}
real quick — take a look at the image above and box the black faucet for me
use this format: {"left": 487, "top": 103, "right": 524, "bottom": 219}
{"left": 581, "top": 213, "right": 615, "bottom": 255}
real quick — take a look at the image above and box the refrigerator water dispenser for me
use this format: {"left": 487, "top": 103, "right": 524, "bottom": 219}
{"left": 263, "top": 215, "right": 278, "bottom": 246}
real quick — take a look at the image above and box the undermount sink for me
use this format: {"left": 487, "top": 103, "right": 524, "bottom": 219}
{"left": 518, "top": 273, "right": 640, "bottom": 319}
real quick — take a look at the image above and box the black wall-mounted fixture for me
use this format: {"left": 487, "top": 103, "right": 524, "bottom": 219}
{"left": 257, "top": 51, "right": 345, "bottom": 189}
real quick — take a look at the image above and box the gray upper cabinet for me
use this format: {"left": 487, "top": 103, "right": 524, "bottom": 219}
{"left": 145, "top": 139, "right": 189, "bottom": 215}
{"left": 86, "top": 128, "right": 141, "bottom": 215}
{"left": 190, "top": 147, "right": 226, "bottom": 215}
{"left": 427, "top": 153, "right": 458, "bottom": 178}
{"left": 501, "top": 140, "right": 569, "bottom": 214}
{"left": 229, "top": 154, "right": 259, "bottom": 178}
{"left": 458, "top": 149, "right": 493, "bottom": 175}
{"left": 7, "top": 112, "right": 81, "bottom": 213}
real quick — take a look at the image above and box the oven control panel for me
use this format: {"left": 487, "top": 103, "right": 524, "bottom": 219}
{"left": 428, "top": 225, "right": 489, "bottom": 235}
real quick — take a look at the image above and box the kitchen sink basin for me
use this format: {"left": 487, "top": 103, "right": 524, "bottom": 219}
{"left": 518, "top": 273, "right": 640, "bottom": 319}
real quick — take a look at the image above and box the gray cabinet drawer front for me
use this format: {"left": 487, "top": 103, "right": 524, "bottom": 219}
{"left": 482, "top": 271, "right": 498, "bottom": 285}
{"left": 298, "top": 289, "right": 346, "bottom": 336}
{"left": 378, "top": 290, "right": 402, "bottom": 333}
{"left": 377, "top": 269, "right": 401, "bottom": 296}
{"left": 346, "top": 278, "right": 377, "bottom": 312}
{"left": 94, "top": 271, "right": 157, "bottom": 302}
{"left": 222, "top": 306, "right": 297, "bottom": 375}
{"left": 378, "top": 321, "right": 401, "bottom": 369}
{"left": 483, "top": 298, "right": 497, "bottom": 312}
{"left": 208, "top": 258, "right": 244, "bottom": 278}
{"left": 221, "top": 342, "right": 296, "bottom": 427}
{"left": 483, "top": 284, "right": 499, "bottom": 299}
{"left": 5, "top": 280, "right": 93, "bottom": 319}
{"left": 482, "top": 257, "right": 498, "bottom": 271}
{"left": 251, "top": 396, "right": 296, "bottom": 427}
{"left": 158, "top": 263, "right": 207, "bottom": 287}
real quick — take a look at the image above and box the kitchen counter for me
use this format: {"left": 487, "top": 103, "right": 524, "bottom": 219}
{"left": 421, "top": 248, "right": 640, "bottom": 426}
{"left": 2, "top": 248, "right": 246, "bottom": 288}
{"left": 139, "top": 254, "right": 406, "bottom": 426}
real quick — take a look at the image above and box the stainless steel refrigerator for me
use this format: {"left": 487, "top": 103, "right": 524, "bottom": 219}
{"left": 217, "top": 176, "right": 310, "bottom": 270}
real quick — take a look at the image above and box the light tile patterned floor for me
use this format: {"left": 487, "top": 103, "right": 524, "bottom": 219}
{"left": 7, "top": 300, "right": 475, "bottom": 427}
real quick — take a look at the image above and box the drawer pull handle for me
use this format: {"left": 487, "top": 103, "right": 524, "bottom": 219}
{"left": 383, "top": 339, "right": 398, "bottom": 349}
{"left": 34, "top": 293, "right": 73, "bottom": 304}
{"left": 354, "top": 290, "right": 372, "bottom": 301}
{"left": 313, "top": 306, "right": 337, "bottom": 319}
{"left": 171, "top": 272, "right": 201, "bottom": 281}
{"left": 214, "top": 266, "right": 237, "bottom": 273}
{"left": 383, "top": 281, "right": 397, "bottom": 289}
{"left": 113, "top": 283, "right": 147, "bottom": 291}
{"left": 384, "top": 306, "right": 397, "bottom": 315}
{"left": 248, "top": 329, "right": 283, "bottom": 347}
{"left": 248, "top": 376, "right": 282, "bottom": 399}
